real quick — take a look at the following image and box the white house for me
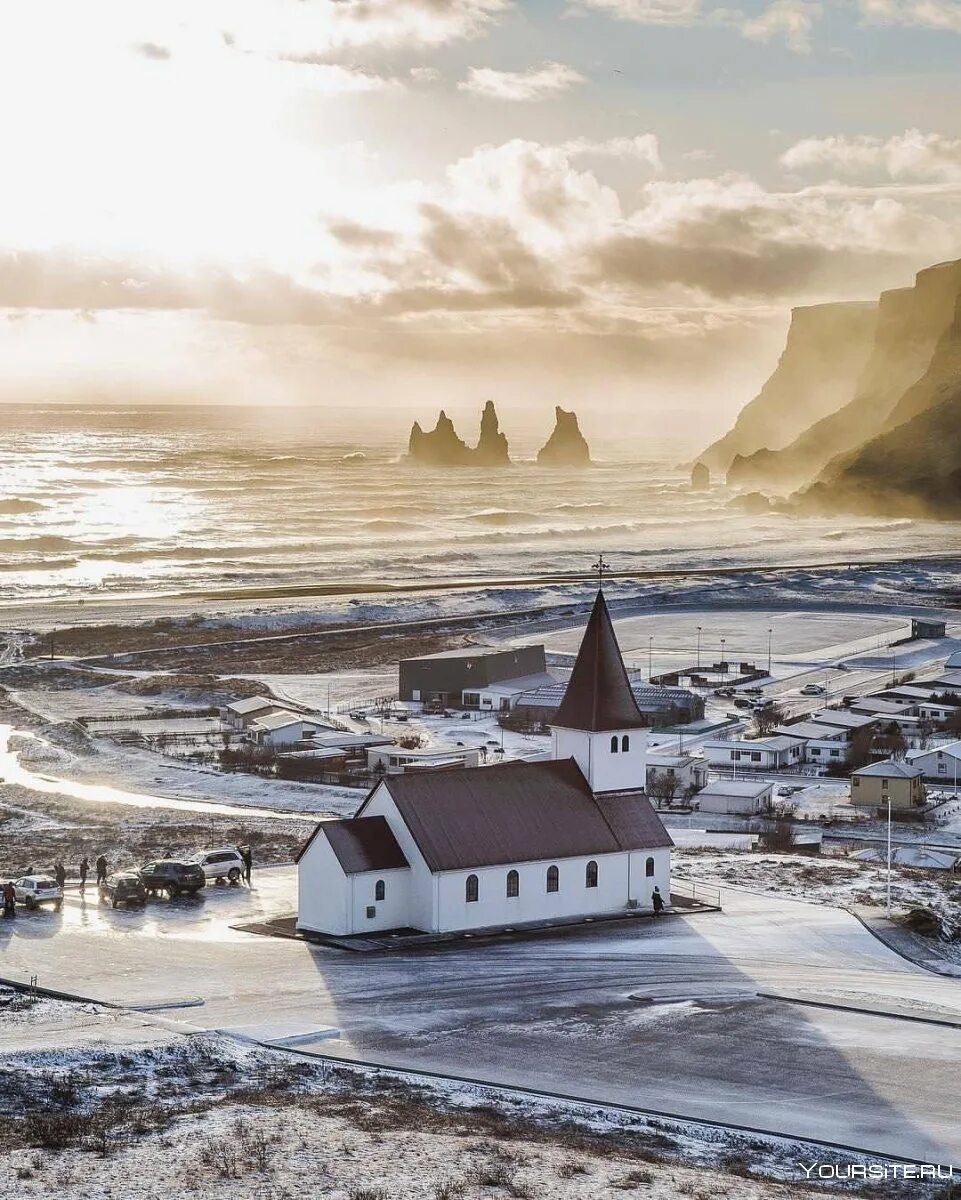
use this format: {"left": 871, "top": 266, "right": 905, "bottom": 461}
{"left": 366, "top": 745, "right": 483, "bottom": 775}
{"left": 462, "top": 672, "right": 558, "bottom": 713}
{"left": 694, "top": 779, "right": 774, "bottom": 815}
{"left": 223, "top": 695, "right": 284, "bottom": 732}
{"left": 297, "top": 589, "right": 672, "bottom": 938}
{"left": 646, "top": 752, "right": 708, "bottom": 795}
{"left": 907, "top": 740, "right": 961, "bottom": 782}
{"left": 250, "top": 710, "right": 322, "bottom": 748}
{"left": 702, "top": 735, "right": 804, "bottom": 771}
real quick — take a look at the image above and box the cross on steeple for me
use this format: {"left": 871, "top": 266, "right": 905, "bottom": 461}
{"left": 591, "top": 553, "right": 610, "bottom": 589}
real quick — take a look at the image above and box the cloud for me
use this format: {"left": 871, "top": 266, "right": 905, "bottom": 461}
{"left": 563, "top": 134, "right": 664, "bottom": 170}
{"left": 134, "top": 41, "right": 171, "bottom": 60}
{"left": 410, "top": 65, "right": 442, "bottom": 83}
{"left": 271, "top": 60, "right": 399, "bottom": 92}
{"left": 574, "top": 0, "right": 824, "bottom": 51}
{"left": 458, "top": 61, "right": 585, "bottom": 101}
{"left": 741, "top": 0, "right": 821, "bottom": 51}
{"left": 781, "top": 130, "right": 961, "bottom": 181}
{"left": 857, "top": 0, "right": 961, "bottom": 30}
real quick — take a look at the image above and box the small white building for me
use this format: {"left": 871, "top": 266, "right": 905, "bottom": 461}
{"left": 250, "top": 710, "right": 322, "bottom": 749}
{"left": 223, "top": 696, "right": 284, "bottom": 732}
{"left": 917, "top": 699, "right": 961, "bottom": 723}
{"left": 906, "top": 740, "right": 961, "bottom": 781}
{"left": 366, "top": 745, "right": 483, "bottom": 775}
{"left": 702, "top": 736, "right": 804, "bottom": 771}
{"left": 646, "top": 753, "right": 708, "bottom": 795}
{"left": 297, "top": 589, "right": 672, "bottom": 938}
{"left": 462, "top": 672, "right": 558, "bottom": 713}
{"left": 694, "top": 778, "right": 774, "bottom": 815}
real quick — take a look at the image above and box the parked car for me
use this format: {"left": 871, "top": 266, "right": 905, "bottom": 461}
{"left": 187, "top": 848, "right": 245, "bottom": 884}
{"left": 99, "top": 871, "right": 147, "bottom": 908}
{"left": 715, "top": 687, "right": 735, "bottom": 698}
{"left": 800, "top": 683, "right": 827, "bottom": 696}
{"left": 140, "top": 860, "right": 206, "bottom": 899}
{"left": 14, "top": 875, "right": 63, "bottom": 912}
{"left": 733, "top": 697, "right": 753, "bottom": 709}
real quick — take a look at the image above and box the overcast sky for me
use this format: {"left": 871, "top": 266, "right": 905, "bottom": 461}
{"left": 2, "top": 0, "right": 961, "bottom": 439}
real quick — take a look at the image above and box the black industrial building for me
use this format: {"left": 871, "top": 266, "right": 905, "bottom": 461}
{"left": 399, "top": 644, "right": 548, "bottom": 705}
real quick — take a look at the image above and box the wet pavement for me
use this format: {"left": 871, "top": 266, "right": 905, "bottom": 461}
{"left": 1, "top": 866, "right": 960, "bottom": 1163}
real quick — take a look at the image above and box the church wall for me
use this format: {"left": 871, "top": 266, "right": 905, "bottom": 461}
{"left": 361, "top": 782, "right": 436, "bottom": 931}
{"left": 434, "top": 851, "right": 631, "bottom": 933}
{"left": 627, "top": 847, "right": 672, "bottom": 910}
{"left": 296, "top": 833, "right": 351, "bottom": 935}
{"left": 346, "top": 867, "right": 411, "bottom": 934}
{"left": 552, "top": 728, "right": 648, "bottom": 794}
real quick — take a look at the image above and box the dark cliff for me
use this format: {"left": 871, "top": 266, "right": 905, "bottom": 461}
{"left": 536, "top": 407, "right": 591, "bottom": 466}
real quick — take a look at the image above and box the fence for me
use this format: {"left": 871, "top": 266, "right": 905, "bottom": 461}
{"left": 670, "top": 877, "right": 722, "bottom": 909}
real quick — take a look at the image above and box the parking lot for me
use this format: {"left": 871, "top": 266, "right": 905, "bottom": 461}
{"left": 2, "top": 866, "right": 960, "bottom": 1163}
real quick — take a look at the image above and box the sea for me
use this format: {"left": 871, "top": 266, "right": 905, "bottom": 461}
{"left": 2, "top": 404, "right": 960, "bottom": 613}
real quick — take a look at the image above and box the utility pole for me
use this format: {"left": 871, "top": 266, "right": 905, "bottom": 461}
{"left": 696, "top": 626, "right": 702, "bottom": 670}
{"left": 648, "top": 636, "right": 653, "bottom": 681}
{"left": 767, "top": 628, "right": 773, "bottom": 675}
{"left": 886, "top": 792, "right": 893, "bottom": 916}
{"left": 720, "top": 637, "right": 726, "bottom": 670}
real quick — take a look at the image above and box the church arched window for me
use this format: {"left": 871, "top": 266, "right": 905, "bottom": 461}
{"left": 374, "top": 879, "right": 385, "bottom": 901}
{"left": 621, "top": 735, "right": 630, "bottom": 752}
{"left": 585, "top": 860, "right": 598, "bottom": 889}
{"left": 506, "top": 869, "right": 519, "bottom": 898}
{"left": 546, "top": 865, "right": 559, "bottom": 893}
{"left": 645, "top": 856, "right": 655, "bottom": 878}
{"left": 610, "top": 736, "right": 619, "bottom": 753}
{"left": 466, "top": 874, "right": 479, "bottom": 902}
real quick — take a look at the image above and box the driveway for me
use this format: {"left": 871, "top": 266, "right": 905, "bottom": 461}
{"left": 1, "top": 867, "right": 959, "bottom": 1163}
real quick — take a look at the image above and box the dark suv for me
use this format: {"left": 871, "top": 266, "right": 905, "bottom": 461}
{"left": 99, "top": 871, "right": 147, "bottom": 909}
{"left": 140, "top": 860, "right": 206, "bottom": 899}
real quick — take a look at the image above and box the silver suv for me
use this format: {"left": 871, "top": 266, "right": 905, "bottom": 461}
{"left": 188, "top": 848, "right": 245, "bottom": 884}
{"left": 15, "top": 875, "right": 64, "bottom": 912}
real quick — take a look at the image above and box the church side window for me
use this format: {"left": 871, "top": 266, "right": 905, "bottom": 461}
{"left": 645, "top": 856, "right": 655, "bottom": 878}
{"left": 466, "top": 874, "right": 479, "bottom": 903}
{"left": 621, "top": 735, "right": 630, "bottom": 752}
{"left": 585, "top": 860, "right": 598, "bottom": 888}
{"left": 375, "top": 879, "right": 385, "bottom": 902}
{"left": 506, "top": 869, "right": 519, "bottom": 898}
{"left": 546, "top": 865, "right": 559, "bottom": 893}
{"left": 610, "top": 736, "right": 619, "bottom": 753}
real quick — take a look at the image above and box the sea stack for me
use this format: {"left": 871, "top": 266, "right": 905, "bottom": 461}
{"left": 407, "top": 410, "right": 475, "bottom": 466}
{"left": 536, "top": 407, "right": 591, "bottom": 466}
{"left": 690, "top": 462, "right": 710, "bottom": 490}
{"left": 474, "top": 400, "right": 511, "bottom": 466}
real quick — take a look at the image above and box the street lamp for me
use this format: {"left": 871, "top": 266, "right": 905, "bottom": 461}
{"left": 767, "top": 627, "right": 773, "bottom": 676}
{"left": 886, "top": 792, "right": 893, "bottom": 916}
{"left": 696, "top": 626, "right": 702, "bottom": 670}
{"left": 720, "top": 637, "right": 726, "bottom": 670}
{"left": 648, "top": 635, "right": 653, "bottom": 681}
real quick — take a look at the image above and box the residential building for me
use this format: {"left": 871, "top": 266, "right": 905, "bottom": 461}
{"left": 702, "top": 735, "right": 805, "bottom": 771}
{"left": 297, "top": 589, "right": 672, "bottom": 937}
{"left": 223, "top": 695, "right": 284, "bottom": 731}
{"left": 694, "top": 779, "right": 774, "bottom": 815}
{"left": 249, "top": 710, "right": 323, "bottom": 748}
{"left": 646, "top": 753, "right": 708, "bottom": 795}
{"left": 462, "top": 671, "right": 558, "bottom": 713}
{"left": 850, "top": 760, "right": 926, "bottom": 811}
{"left": 906, "top": 740, "right": 961, "bottom": 782}
{"left": 399, "top": 644, "right": 547, "bottom": 707}
{"left": 366, "top": 746, "right": 483, "bottom": 775}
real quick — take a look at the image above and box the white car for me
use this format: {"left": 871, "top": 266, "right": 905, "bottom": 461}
{"left": 800, "top": 683, "right": 826, "bottom": 696}
{"left": 187, "top": 848, "right": 245, "bottom": 884}
{"left": 14, "top": 875, "right": 63, "bottom": 912}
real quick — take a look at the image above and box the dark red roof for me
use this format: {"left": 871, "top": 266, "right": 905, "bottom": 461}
{"left": 297, "top": 815, "right": 408, "bottom": 875}
{"left": 363, "top": 758, "right": 670, "bottom": 872}
{"left": 552, "top": 589, "right": 645, "bottom": 732}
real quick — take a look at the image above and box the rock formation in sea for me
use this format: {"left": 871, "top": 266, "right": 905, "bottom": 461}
{"left": 536, "top": 407, "right": 591, "bottom": 466}
{"left": 727, "top": 259, "right": 961, "bottom": 493}
{"left": 407, "top": 410, "right": 478, "bottom": 466}
{"left": 690, "top": 462, "right": 710, "bottom": 490}
{"left": 474, "top": 400, "right": 511, "bottom": 466}
{"left": 697, "top": 301, "right": 877, "bottom": 475}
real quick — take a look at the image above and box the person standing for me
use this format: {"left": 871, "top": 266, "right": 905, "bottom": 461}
{"left": 95, "top": 855, "right": 108, "bottom": 887}
{"left": 54, "top": 860, "right": 66, "bottom": 891}
{"left": 78, "top": 856, "right": 89, "bottom": 895}
{"left": 652, "top": 885, "right": 665, "bottom": 917}
{"left": 241, "top": 845, "right": 252, "bottom": 886}
{"left": 2, "top": 881, "right": 15, "bottom": 917}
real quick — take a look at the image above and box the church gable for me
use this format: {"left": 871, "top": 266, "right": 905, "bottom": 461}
{"left": 553, "top": 589, "right": 645, "bottom": 732}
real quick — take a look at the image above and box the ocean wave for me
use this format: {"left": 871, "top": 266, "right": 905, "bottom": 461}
{"left": 0, "top": 498, "right": 46, "bottom": 514}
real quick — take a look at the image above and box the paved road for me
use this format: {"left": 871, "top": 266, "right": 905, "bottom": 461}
{"left": 1, "top": 868, "right": 960, "bottom": 1162}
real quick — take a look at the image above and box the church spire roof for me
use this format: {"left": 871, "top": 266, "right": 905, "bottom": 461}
{"left": 552, "top": 589, "right": 645, "bottom": 732}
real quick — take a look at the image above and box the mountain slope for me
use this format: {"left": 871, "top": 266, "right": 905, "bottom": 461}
{"left": 797, "top": 292, "right": 961, "bottom": 517}
{"left": 728, "top": 259, "right": 961, "bottom": 493}
{"left": 697, "top": 301, "right": 876, "bottom": 474}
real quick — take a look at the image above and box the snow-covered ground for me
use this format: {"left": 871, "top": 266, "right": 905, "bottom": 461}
{"left": 0, "top": 986, "right": 935, "bottom": 1200}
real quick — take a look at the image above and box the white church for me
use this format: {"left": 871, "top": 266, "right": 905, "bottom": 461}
{"left": 296, "top": 588, "right": 673, "bottom": 937}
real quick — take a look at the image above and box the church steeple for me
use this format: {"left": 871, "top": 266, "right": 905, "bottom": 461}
{"left": 553, "top": 589, "right": 644, "bottom": 732}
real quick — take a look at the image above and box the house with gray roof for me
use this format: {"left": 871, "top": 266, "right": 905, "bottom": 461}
{"left": 296, "top": 589, "right": 672, "bottom": 938}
